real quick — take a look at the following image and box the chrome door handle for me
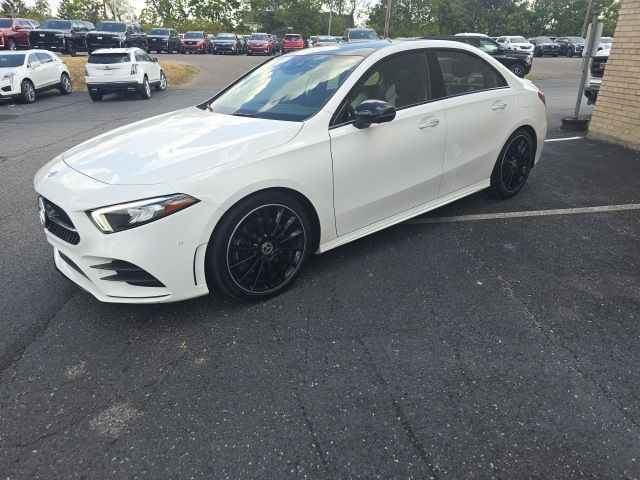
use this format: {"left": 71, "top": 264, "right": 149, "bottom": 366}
{"left": 492, "top": 102, "right": 507, "bottom": 111}
{"left": 418, "top": 117, "right": 440, "bottom": 129}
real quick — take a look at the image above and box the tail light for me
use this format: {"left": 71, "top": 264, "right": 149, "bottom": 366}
{"left": 538, "top": 91, "right": 546, "bottom": 106}
{"left": 130, "top": 63, "right": 138, "bottom": 75}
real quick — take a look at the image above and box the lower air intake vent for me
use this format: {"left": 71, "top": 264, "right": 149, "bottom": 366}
{"left": 91, "top": 260, "right": 165, "bottom": 288}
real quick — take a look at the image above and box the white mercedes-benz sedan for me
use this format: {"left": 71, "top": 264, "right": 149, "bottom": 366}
{"left": 34, "top": 40, "right": 547, "bottom": 303}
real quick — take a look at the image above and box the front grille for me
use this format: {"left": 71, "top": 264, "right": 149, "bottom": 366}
{"left": 42, "top": 197, "right": 80, "bottom": 245}
{"left": 91, "top": 260, "right": 165, "bottom": 287}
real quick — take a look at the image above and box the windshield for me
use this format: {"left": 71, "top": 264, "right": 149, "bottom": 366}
{"left": 509, "top": 36, "right": 527, "bottom": 43}
{"left": 0, "top": 19, "right": 13, "bottom": 28}
{"left": 568, "top": 37, "right": 585, "bottom": 42}
{"left": 88, "top": 52, "right": 131, "bottom": 64}
{"left": 208, "top": 54, "right": 362, "bottom": 122}
{"left": 316, "top": 36, "right": 337, "bottom": 43}
{"left": 0, "top": 53, "right": 25, "bottom": 67}
{"left": 217, "top": 34, "right": 235, "bottom": 39}
{"left": 149, "top": 28, "right": 169, "bottom": 35}
{"left": 250, "top": 33, "right": 268, "bottom": 40}
{"left": 349, "top": 30, "right": 377, "bottom": 40}
{"left": 97, "top": 22, "right": 126, "bottom": 32}
{"left": 184, "top": 32, "right": 203, "bottom": 39}
{"left": 42, "top": 20, "right": 71, "bottom": 29}
{"left": 536, "top": 36, "right": 553, "bottom": 43}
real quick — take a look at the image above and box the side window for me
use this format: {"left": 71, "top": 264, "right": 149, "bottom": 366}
{"left": 434, "top": 49, "right": 507, "bottom": 97}
{"left": 28, "top": 53, "right": 39, "bottom": 65}
{"left": 126, "top": 25, "right": 133, "bottom": 34}
{"left": 477, "top": 38, "right": 499, "bottom": 54}
{"left": 36, "top": 52, "right": 52, "bottom": 63}
{"left": 333, "top": 51, "right": 430, "bottom": 126}
{"left": 134, "top": 50, "right": 144, "bottom": 61}
{"left": 497, "top": 37, "right": 505, "bottom": 43}
{"left": 143, "top": 52, "right": 153, "bottom": 62}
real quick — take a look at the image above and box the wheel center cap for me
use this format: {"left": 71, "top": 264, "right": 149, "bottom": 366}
{"left": 261, "top": 242, "right": 274, "bottom": 256}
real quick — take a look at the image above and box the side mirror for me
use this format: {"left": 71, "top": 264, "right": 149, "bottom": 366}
{"left": 13, "top": 25, "right": 23, "bottom": 31}
{"left": 152, "top": 57, "right": 158, "bottom": 62}
{"left": 353, "top": 100, "right": 396, "bottom": 129}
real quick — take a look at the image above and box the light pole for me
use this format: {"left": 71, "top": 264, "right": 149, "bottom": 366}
{"left": 383, "top": 0, "right": 392, "bottom": 38}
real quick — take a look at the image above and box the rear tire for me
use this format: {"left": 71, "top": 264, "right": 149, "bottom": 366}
{"left": 65, "top": 40, "right": 76, "bottom": 56}
{"left": 58, "top": 73, "right": 72, "bottom": 94}
{"left": 489, "top": 129, "right": 534, "bottom": 198}
{"left": 20, "top": 79, "right": 36, "bottom": 103}
{"left": 206, "top": 191, "right": 313, "bottom": 301}
{"left": 89, "top": 89, "right": 102, "bottom": 101}
{"left": 7, "top": 39, "right": 17, "bottom": 51}
{"left": 510, "top": 64, "right": 525, "bottom": 78}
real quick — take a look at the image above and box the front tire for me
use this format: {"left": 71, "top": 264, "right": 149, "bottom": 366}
{"left": 206, "top": 191, "right": 313, "bottom": 300}
{"left": 58, "top": 73, "right": 72, "bottom": 94}
{"left": 139, "top": 76, "right": 151, "bottom": 99}
{"left": 20, "top": 79, "right": 36, "bottom": 103}
{"left": 155, "top": 71, "right": 166, "bottom": 91}
{"left": 7, "top": 38, "right": 17, "bottom": 50}
{"left": 510, "top": 64, "right": 525, "bottom": 78}
{"left": 489, "top": 129, "right": 534, "bottom": 198}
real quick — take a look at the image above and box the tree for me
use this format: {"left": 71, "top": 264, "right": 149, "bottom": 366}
{"left": 1, "top": 0, "right": 27, "bottom": 17}
{"left": 31, "top": 0, "right": 51, "bottom": 18}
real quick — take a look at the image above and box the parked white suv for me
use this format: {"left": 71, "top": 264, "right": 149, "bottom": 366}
{"left": 496, "top": 36, "right": 534, "bottom": 53}
{"left": 0, "top": 50, "right": 72, "bottom": 103}
{"left": 85, "top": 47, "right": 166, "bottom": 101}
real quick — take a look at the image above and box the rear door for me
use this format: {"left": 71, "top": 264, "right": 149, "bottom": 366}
{"left": 430, "top": 48, "right": 515, "bottom": 196}
{"left": 26, "top": 52, "right": 47, "bottom": 87}
{"left": 35, "top": 52, "right": 58, "bottom": 86}
{"left": 18, "top": 20, "right": 32, "bottom": 46}
{"left": 141, "top": 50, "right": 160, "bottom": 81}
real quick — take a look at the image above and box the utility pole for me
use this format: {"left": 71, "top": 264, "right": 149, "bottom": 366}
{"left": 328, "top": 6, "right": 332, "bottom": 36}
{"left": 383, "top": 0, "right": 392, "bottom": 38}
{"left": 581, "top": 0, "right": 593, "bottom": 37}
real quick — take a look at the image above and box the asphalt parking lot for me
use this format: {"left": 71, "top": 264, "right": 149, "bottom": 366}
{"left": 1, "top": 55, "right": 639, "bottom": 479}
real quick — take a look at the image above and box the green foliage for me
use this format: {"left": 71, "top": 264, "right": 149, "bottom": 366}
{"left": 366, "top": 0, "right": 622, "bottom": 38}
{"left": 1, "top": 0, "right": 27, "bottom": 17}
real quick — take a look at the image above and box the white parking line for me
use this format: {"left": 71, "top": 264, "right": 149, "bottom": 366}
{"left": 545, "top": 136, "right": 584, "bottom": 142}
{"left": 407, "top": 203, "right": 640, "bottom": 225}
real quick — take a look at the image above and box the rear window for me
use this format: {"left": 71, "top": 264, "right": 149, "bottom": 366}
{"left": 42, "top": 20, "right": 71, "bottom": 29}
{"left": 284, "top": 35, "right": 302, "bottom": 41}
{"left": 96, "top": 22, "right": 126, "bottom": 32}
{"left": 88, "top": 53, "right": 131, "bottom": 64}
{"left": 0, "top": 19, "right": 13, "bottom": 28}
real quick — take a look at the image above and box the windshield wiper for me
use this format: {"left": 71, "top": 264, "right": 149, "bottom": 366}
{"left": 231, "top": 111, "right": 256, "bottom": 118}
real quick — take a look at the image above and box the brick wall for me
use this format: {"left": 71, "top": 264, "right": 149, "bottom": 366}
{"left": 588, "top": 0, "right": 640, "bottom": 150}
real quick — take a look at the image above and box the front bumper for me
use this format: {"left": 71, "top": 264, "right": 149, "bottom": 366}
{"left": 213, "top": 43, "right": 236, "bottom": 52}
{"left": 0, "top": 76, "right": 19, "bottom": 98}
{"left": 585, "top": 78, "right": 601, "bottom": 104}
{"left": 182, "top": 43, "right": 205, "bottom": 52}
{"left": 34, "top": 160, "right": 213, "bottom": 303}
{"left": 247, "top": 45, "right": 270, "bottom": 54}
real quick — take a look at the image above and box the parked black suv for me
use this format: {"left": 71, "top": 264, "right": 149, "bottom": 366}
{"left": 555, "top": 36, "right": 585, "bottom": 57}
{"left": 529, "top": 36, "right": 559, "bottom": 57}
{"left": 147, "top": 27, "right": 180, "bottom": 53}
{"left": 422, "top": 35, "right": 533, "bottom": 78}
{"left": 29, "top": 18, "right": 94, "bottom": 55}
{"left": 86, "top": 21, "right": 147, "bottom": 53}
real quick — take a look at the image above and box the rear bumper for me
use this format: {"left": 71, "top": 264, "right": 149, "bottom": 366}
{"left": 86, "top": 79, "right": 142, "bottom": 92}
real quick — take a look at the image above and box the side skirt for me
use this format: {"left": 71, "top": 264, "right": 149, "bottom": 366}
{"left": 316, "top": 178, "right": 490, "bottom": 254}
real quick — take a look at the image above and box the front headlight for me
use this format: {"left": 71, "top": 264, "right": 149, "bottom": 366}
{"left": 2, "top": 71, "right": 16, "bottom": 81}
{"left": 88, "top": 194, "right": 199, "bottom": 233}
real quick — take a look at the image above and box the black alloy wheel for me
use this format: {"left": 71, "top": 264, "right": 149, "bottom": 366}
{"left": 207, "top": 192, "right": 313, "bottom": 300}
{"left": 8, "top": 38, "right": 17, "bottom": 50}
{"left": 489, "top": 130, "right": 533, "bottom": 198}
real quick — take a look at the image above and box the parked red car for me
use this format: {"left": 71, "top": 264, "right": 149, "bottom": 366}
{"left": 281, "top": 33, "right": 304, "bottom": 53}
{"left": 0, "top": 18, "right": 33, "bottom": 50}
{"left": 246, "top": 32, "right": 275, "bottom": 55}
{"left": 180, "top": 31, "right": 212, "bottom": 54}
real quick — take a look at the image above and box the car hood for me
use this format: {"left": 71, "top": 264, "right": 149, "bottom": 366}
{"left": 0, "top": 67, "right": 18, "bottom": 76}
{"left": 33, "top": 28, "right": 70, "bottom": 34}
{"left": 148, "top": 35, "right": 169, "bottom": 39}
{"left": 88, "top": 30, "right": 122, "bottom": 35}
{"left": 61, "top": 107, "right": 303, "bottom": 185}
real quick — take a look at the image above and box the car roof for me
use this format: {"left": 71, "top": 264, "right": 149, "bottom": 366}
{"left": 91, "top": 48, "right": 135, "bottom": 54}
{"left": 293, "top": 39, "right": 391, "bottom": 56}
{"left": 1, "top": 49, "right": 53, "bottom": 55}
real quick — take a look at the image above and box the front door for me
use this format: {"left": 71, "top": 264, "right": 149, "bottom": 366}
{"left": 329, "top": 50, "right": 446, "bottom": 236}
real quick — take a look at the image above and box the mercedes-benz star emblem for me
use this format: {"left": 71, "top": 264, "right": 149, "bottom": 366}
{"left": 261, "top": 242, "right": 274, "bottom": 256}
